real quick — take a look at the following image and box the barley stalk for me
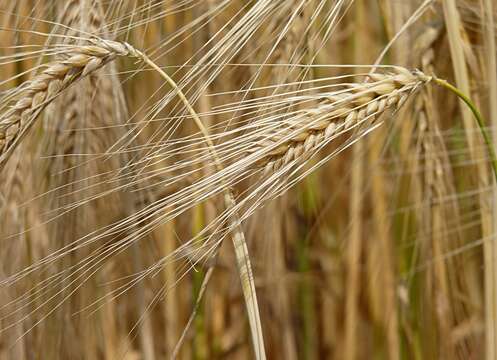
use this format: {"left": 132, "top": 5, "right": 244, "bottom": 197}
{"left": 131, "top": 49, "right": 266, "bottom": 358}
{"left": 484, "top": 0, "right": 497, "bottom": 357}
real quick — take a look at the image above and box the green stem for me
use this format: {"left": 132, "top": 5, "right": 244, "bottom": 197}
{"left": 434, "top": 77, "right": 497, "bottom": 182}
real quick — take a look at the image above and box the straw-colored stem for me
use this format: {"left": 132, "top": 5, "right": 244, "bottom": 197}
{"left": 136, "top": 50, "right": 266, "bottom": 360}
{"left": 483, "top": 0, "right": 497, "bottom": 357}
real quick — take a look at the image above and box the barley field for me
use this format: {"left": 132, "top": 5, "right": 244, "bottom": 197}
{"left": 0, "top": 0, "right": 496, "bottom": 359}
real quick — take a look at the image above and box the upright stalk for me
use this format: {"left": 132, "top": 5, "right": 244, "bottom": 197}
{"left": 483, "top": 1, "right": 497, "bottom": 357}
